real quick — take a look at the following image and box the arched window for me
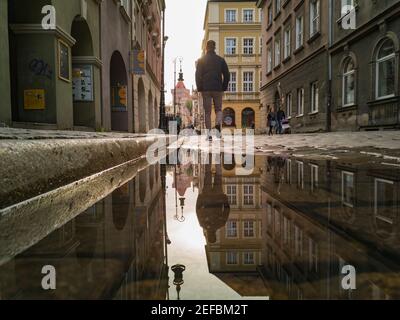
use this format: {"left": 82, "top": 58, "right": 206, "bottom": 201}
{"left": 223, "top": 108, "right": 236, "bottom": 126}
{"left": 342, "top": 57, "right": 355, "bottom": 106}
{"left": 376, "top": 39, "right": 396, "bottom": 99}
{"left": 242, "top": 108, "right": 255, "bottom": 129}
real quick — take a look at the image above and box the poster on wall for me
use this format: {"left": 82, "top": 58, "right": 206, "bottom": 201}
{"left": 24, "top": 89, "right": 46, "bottom": 110}
{"left": 72, "top": 65, "right": 94, "bottom": 102}
{"left": 131, "top": 49, "right": 146, "bottom": 75}
{"left": 111, "top": 86, "right": 128, "bottom": 112}
{"left": 58, "top": 40, "right": 70, "bottom": 82}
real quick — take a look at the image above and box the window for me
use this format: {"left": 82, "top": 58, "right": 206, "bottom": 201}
{"left": 297, "top": 161, "right": 304, "bottom": 189}
{"left": 295, "top": 16, "right": 304, "bottom": 49}
{"left": 243, "top": 185, "right": 254, "bottom": 205}
{"left": 243, "top": 252, "right": 255, "bottom": 265}
{"left": 309, "top": 238, "right": 319, "bottom": 272}
{"left": 294, "top": 225, "right": 303, "bottom": 257}
{"left": 227, "top": 72, "right": 237, "bottom": 92}
{"left": 226, "top": 185, "right": 237, "bottom": 204}
{"left": 227, "top": 252, "right": 238, "bottom": 265}
{"left": 275, "top": 0, "right": 281, "bottom": 15}
{"left": 259, "top": 71, "right": 263, "bottom": 90}
{"left": 267, "top": 47, "right": 273, "bottom": 73}
{"left": 342, "top": 171, "right": 354, "bottom": 208}
{"left": 243, "top": 72, "right": 254, "bottom": 93}
{"left": 311, "top": 164, "right": 319, "bottom": 193}
{"left": 267, "top": 5, "right": 273, "bottom": 26}
{"left": 226, "top": 220, "right": 238, "bottom": 238}
{"left": 375, "top": 179, "right": 395, "bottom": 225}
{"left": 243, "top": 38, "right": 254, "bottom": 55}
{"left": 274, "top": 38, "right": 281, "bottom": 67}
{"left": 284, "top": 28, "right": 291, "bottom": 59}
{"left": 343, "top": 58, "right": 355, "bottom": 106}
{"left": 311, "top": 82, "right": 319, "bottom": 113}
{"left": 283, "top": 216, "right": 291, "bottom": 246}
{"left": 225, "top": 9, "right": 237, "bottom": 23}
{"left": 243, "top": 9, "right": 254, "bottom": 23}
{"left": 244, "top": 220, "right": 255, "bottom": 238}
{"left": 286, "top": 93, "right": 292, "bottom": 119}
{"left": 267, "top": 203, "right": 273, "bottom": 234}
{"left": 297, "top": 88, "right": 304, "bottom": 116}
{"left": 259, "top": 37, "right": 263, "bottom": 54}
{"left": 310, "top": 0, "right": 320, "bottom": 37}
{"left": 376, "top": 39, "right": 396, "bottom": 99}
{"left": 225, "top": 38, "right": 237, "bottom": 55}
{"left": 286, "top": 159, "right": 292, "bottom": 184}
{"left": 274, "top": 209, "right": 281, "bottom": 239}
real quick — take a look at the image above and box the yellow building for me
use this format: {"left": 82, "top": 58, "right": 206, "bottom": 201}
{"left": 202, "top": 0, "right": 263, "bottom": 133}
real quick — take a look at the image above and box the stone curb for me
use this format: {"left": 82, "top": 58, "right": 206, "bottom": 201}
{"left": 0, "top": 136, "right": 158, "bottom": 209}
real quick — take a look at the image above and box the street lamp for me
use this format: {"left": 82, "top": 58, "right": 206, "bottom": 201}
{"left": 171, "top": 264, "right": 186, "bottom": 300}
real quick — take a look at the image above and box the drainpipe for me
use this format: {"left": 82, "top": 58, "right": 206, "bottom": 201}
{"left": 159, "top": 6, "right": 166, "bottom": 130}
{"left": 327, "top": 0, "right": 333, "bottom": 132}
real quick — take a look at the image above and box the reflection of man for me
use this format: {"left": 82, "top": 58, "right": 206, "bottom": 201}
{"left": 196, "top": 154, "right": 230, "bottom": 243}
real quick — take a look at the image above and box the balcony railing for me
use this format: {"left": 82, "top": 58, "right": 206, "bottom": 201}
{"left": 368, "top": 98, "right": 399, "bottom": 127}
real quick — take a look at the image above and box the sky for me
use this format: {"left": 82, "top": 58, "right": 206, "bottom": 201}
{"left": 164, "top": 0, "right": 208, "bottom": 105}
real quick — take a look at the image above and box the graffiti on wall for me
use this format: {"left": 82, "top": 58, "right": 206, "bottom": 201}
{"left": 29, "top": 59, "right": 53, "bottom": 80}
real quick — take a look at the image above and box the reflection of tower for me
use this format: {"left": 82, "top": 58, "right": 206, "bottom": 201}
{"left": 171, "top": 264, "right": 186, "bottom": 300}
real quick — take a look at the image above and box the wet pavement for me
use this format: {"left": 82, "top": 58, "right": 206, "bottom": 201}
{"left": 0, "top": 148, "right": 400, "bottom": 300}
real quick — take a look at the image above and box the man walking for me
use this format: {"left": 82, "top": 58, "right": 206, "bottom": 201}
{"left": 276, "top": 107, "right": 286, "bottom": 135}
{"left": 196, "top": 40, "right": 230, "bottom": 141}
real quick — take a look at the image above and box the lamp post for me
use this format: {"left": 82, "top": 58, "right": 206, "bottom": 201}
{"left": 159, "top": 5, "right": 168, "bottom": 131}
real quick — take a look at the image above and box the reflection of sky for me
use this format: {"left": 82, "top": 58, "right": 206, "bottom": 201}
{"left": 165, "top": 173, "right": 242, "bottom": 300}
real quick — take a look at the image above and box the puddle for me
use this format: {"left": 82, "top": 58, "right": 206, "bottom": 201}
{"left": 0, "top": 151, "right": 399, "bottom": 300}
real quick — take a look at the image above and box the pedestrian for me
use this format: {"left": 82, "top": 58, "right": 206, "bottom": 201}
{"left": 277, "top": 107, "right": 286, "bottom": 134}
{"left": 267, "top": 108, "right": 276, "bottom": 136}
{"left": 176, "top": 114, "right": 182, "bottom": 134}
{"left": 196, "top": 40, "right": 230, "bottom": 141}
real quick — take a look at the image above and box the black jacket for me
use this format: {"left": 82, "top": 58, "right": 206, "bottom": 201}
{"left": 196, "top": 51, "right": 230, "bottom": 92}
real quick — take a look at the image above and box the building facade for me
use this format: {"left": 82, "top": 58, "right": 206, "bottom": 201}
{"left": 2, "top": 0, "right": 102, "bottom": 130}
{"left": 330, "top": 0, "right": 400, "bottom": 131}
{"left": 258, "top": 0, "right": 330, "bottom": 133}
{"left": 133, "top": 0, "right": 165, "bottom": 133}
{"left": 0, "top": 0, "right": 164, "bottom": 133}
{"left": 202, "top": 0, "right": 263, "bottom": 133}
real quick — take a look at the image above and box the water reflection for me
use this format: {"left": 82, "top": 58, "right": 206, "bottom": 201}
{"left": 0, "top": 164, "right": 168, "bottom": 300}
{"left": 0, "top": 152, "right": 400, "bottom": 300}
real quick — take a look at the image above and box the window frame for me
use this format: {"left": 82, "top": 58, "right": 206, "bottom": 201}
{"left": 225, "top": 9, "right": 238, "bottom": 23}
{"left": 225, "top": 37, "right": 237, "bottom": 55}
{"left": 375, "top": 40, "right": 396, "bottom": 100}
{"left": 242, "top": 8, "right": 255, "bottom": 23}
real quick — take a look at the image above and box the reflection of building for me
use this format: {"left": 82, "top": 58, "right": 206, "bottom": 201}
{"left": 0, "top": 165, "right": 168, "bottom": 300}
{"left": 197, "top": 154, "right": 269, "bottom": 297}
{"left": 259, "top": 155, "right": 400, "bottom": 299}
{"left": 202, "top": 1, "right": 262, "bottom": 132}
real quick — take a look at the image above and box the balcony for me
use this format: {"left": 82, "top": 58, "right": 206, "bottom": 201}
{"left": 224, "top": 92, "right": 260, "bottom": 101}
{"left": 368, "top": 97, "right": 399, "bottom": 127}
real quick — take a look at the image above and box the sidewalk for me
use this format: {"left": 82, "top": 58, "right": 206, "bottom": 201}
{"left": 0, "top": 128, "right": 158, "bottom": 209}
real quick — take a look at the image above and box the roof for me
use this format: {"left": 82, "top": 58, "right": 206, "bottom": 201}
{"left": 176, "top": 81, "right": 186, "bottom": 89}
